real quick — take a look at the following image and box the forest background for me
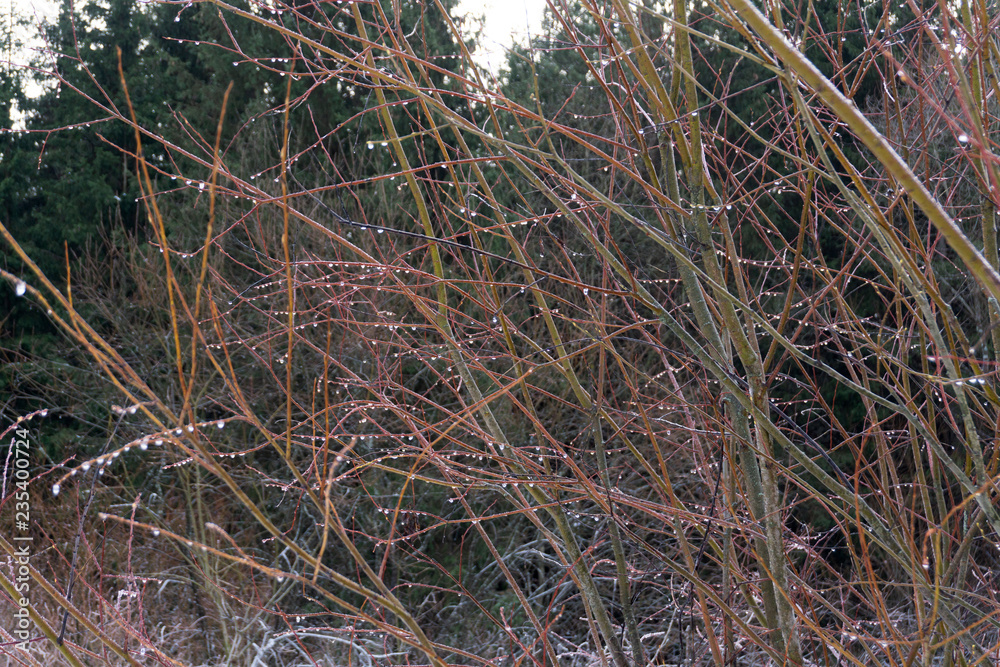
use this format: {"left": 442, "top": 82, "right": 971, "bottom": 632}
{"left": 2, "top": 0, "right": 1000, "bottom": 665}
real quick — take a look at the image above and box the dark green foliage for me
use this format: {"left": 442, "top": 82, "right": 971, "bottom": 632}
{"left": 0, "top": 0, "right": 368, "bottom": 450}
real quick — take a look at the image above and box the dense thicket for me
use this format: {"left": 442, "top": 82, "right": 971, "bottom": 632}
{"left": 3, "top": 0, "right": 1000, "bottom": 665}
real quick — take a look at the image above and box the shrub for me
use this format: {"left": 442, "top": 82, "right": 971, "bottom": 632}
{"left": 4, "top": 0, "right": 1000, "bottom": 665}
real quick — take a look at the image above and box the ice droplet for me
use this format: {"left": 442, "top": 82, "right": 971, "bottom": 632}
{"left": 15, "top": 281, "right": 26, "bottom": 296}
{"left": 52, "top": 483, "right": 61, "bottom": 496}
{"left": 958, "top": 133, "right": 970, "bottom": 144}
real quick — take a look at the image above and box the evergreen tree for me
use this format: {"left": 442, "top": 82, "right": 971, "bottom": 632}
{"left": 0, "top": 0, "right": 471, "bottom": 446}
